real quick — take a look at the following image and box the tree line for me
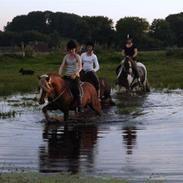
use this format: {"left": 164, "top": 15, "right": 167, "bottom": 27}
{"left": 1, "top": 11, "right": 183, "bottom": 50}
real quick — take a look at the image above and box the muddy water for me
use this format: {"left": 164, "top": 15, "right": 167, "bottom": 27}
{"left": 0, "top": 90, "right": 183, "bottom": 182}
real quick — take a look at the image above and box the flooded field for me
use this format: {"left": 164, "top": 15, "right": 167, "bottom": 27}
{"left": 0, "top": 90, "right": 183, "bottom": 182}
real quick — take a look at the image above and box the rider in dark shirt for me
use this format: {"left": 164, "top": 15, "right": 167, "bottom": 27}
{"left": 123, "top": 43, "right": 137, "bottom": 58}
{"left": 122, "top": 38, "right": 141, "bottom": 83}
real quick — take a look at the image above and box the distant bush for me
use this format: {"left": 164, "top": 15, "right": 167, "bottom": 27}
{"left": 166, "top": 48, "right": 183, "bottom": 58}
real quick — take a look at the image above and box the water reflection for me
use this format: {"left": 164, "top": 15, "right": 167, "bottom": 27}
{"left": 39, "top": 123, "right": 98, "bottom": 173}
{"left": 1, "top": 91, "right": 183, "bottom": 182}
{"left": 122, "top": 126, "right": 137, "bottom": 155}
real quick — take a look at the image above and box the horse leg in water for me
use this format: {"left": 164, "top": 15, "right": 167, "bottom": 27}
{"left": 42, "top": 103, "right": 69, "bottom": 122}
{"left": 63, "top": 109, "right": 69, "bottom": 121}
{"left": 42, "top": 104, "right": 53, "bottom": 122}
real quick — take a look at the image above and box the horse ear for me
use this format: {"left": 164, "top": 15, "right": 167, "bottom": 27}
{"left": 45, "top": 76, "right": 50, "bottom": 82}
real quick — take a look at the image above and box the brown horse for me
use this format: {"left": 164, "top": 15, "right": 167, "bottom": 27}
{"left": 38, "top": 73, "right": 101, "bottom": 121}
{"left": 80, "top": 71, "right": 115, "bottom": 105}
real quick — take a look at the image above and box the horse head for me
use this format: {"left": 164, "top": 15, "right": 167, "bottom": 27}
{"left": 123, "top": 56, "right": 133, "bottom": 75}
{"left": 116, "top": 56, "right": 134, "bottom": 89}
{"left": 123, "top": 56, "right": 136, "bottom": 88}
{"left": 38, "top": 74, "right": 54, "bottom": 104}
{"left": 38, "top": 74, "right": 67, "bottom": 105}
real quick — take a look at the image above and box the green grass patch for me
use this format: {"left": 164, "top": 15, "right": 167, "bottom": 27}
{"left": 0, "top": 173, "right": 128, "bottom": 183}
{"left": 0, "top": 50, "right": 183, "bottom": 96}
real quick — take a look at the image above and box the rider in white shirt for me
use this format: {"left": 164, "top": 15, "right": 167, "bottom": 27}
{"left": 80, "top": 41, "right": 100, "bottom": 98}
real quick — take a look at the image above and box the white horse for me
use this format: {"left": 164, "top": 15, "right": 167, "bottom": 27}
{"left": 116, "top": 57, "right": 150, "bottom": 92}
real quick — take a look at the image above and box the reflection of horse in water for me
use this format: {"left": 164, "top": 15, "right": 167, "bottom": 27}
{"left": 116, "top": 57, "right": 150, "bottom": 92}
{"left": 39, "top": 124, "right": 98, "bottom": 173}
{"left": 122, "top": 126, "right": 137, "bottom": 155}
{"left": 38, "top": 73, "right": 101, "bottom": 121}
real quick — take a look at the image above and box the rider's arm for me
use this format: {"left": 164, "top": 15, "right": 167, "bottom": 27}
{"left": 80, "top": 53, "right": 84, "bottom": 66}
{"left": 58, "top": 56, "right": 66, "bottom": 75}
{"left": 76, "top": 54, "right": 82, "bottom": 76}
{"left": 133, "top": 48, "right": 138, "bottom": 58}
{"left": 93, "top": 55, "right": 99, "bottom": 72}
{"left": 122, "top": 49, "right": 125, "bottom": 57}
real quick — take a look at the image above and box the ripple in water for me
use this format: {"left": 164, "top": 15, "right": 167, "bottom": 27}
{"left": 0, "top": 91, "right": 183, "bottom": 182}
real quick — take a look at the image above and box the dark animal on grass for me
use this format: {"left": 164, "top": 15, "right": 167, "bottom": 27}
{"left": 19, "top": 68, "right": 34, "bottom": 75}
{"left": 116, "top": 56, "right": 150, "bottom": 92}
{"left": 38, "top": 73, "right": 101, "bottom": 121}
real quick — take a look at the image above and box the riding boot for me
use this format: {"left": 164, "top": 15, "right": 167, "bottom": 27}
{"left": 76, "top": 96, "right": 83, "bottom": 113}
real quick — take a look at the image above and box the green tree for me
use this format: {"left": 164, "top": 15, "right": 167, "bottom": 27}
{"left": 83, "top": 16, "right": 114, "bottom": 45}
{"left": 0, "top": 31, "right": 19, "bottom": 46}
{"left": 150, "top": 19, "right": 175, "bottom": 46}
{"left": 116, "top": 17, "right": 149, "bottom": 47}
{"left": 166, "top": 13, "right": 183, "bottom": 46}
{"left": 48, "top": 12, "right": 83, "bottom": 38}
{"left": 5, "top": 11, "right": 52, "bottom": 33}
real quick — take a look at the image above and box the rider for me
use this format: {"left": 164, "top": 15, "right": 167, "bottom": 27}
{"left": 80, "top": 41, "right": 100, "bottom": 98}
{"left": 58, "top": 40, "right": 82, "bottom": 112}
{"left": 122, "top": 38, "right": 141, "bottom": 84}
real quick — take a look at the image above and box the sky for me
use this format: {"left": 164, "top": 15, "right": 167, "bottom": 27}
{"left": 1, "top": 0, "right": 183, "bottom": 31}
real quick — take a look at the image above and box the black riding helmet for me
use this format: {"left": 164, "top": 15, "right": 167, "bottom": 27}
{"left": 67, "top": 40, "right": 77, "bottom": 50}
{"left": 86, "top": 41, "right": 95, "bottom": 48}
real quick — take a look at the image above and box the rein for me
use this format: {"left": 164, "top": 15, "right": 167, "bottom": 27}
{"left": 48, "top": 88, "right": 66, "bottom": 104}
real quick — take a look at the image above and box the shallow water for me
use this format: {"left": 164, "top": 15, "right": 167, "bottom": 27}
{"left": 0, "top": 90, "right": 183, "bottom": 182}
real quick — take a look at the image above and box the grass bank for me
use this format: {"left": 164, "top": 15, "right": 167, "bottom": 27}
{"left": 0, "top": 173, "right": 128, "bottom": 183}
{"left": 0, "top": 50, "right": 183, "bottom": 96}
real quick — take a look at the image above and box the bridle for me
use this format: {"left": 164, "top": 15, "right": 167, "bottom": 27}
{"left": 39, "top": 75, "right": 66, "bottom": 104}
{"left": 124, "top": 57, "right": 138, "bottom": 89}
{"left": 48, "top": 88, "right": 66, "bottom": 104}
{"left": 124, "top": 57, "right": 133, "bottom": 74}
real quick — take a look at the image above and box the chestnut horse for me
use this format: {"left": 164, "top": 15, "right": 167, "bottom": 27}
{"left": 38, "top": 73, "right": 101, "bottom": 121}
{"left": 80, "top": 71, "right": 114, "bottom": 105}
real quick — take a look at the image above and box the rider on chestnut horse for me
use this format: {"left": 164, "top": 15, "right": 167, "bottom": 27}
{"left": 58, "top": 40, "right": 82, "bottom": 112}
{"left": 38, "top": 73, "right": 101, "bottom": 121}
{"left": 80, "top": 41, "right": 100, "bottom": 99}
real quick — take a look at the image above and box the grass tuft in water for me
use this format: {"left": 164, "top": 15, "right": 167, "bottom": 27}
{"left": 0, "top": 111, "right": 16, "bottom": 119}
{"left": 0, "top": 173, "right": 128, "bottom": 183}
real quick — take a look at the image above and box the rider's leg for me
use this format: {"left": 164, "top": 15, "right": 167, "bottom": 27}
{"left": 71, "top": 77, "right": 82, "bottom": 112}
{"left": 79, "top": 69, "right": 85, "bottom": 82}
{"left": 90, "top": 71, "right": 100, "bottom": 99}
